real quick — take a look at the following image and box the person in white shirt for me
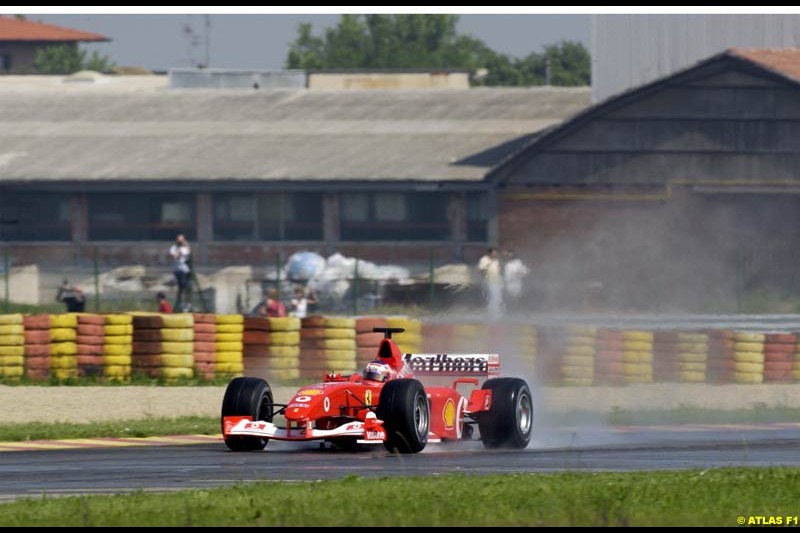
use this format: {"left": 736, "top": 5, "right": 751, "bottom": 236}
{"left": 503, "top": 249, "right": 529, "bottom": 311}
{"left": 290, "top": 285, "right": 317, "bottom": 318}
{"left": 477, "top": 247, "right": 504, "bottom": 318}
{"left": 168, "top": 234, "right": 192, "bottom": 311}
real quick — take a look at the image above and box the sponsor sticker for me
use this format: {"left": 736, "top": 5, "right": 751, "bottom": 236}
{"left": 323, "top": 397, "right": 330, "bottom": 412}
{"left": 300, "top": 389, "right": 323, "bottom": 396}
{"left": 364, "top": 389, "right": 373, "bottom": 405}
{"left": 288, "top": 403, "right": 310, "bottom": 408}
{"left": 403, "top": 353, "right": 495, "bottom": 374}
{"left": 294, "top": 395, "right": 312, "bottom": 403}
{"left": 443, "top": 398, "right": 456, "bottom": 430}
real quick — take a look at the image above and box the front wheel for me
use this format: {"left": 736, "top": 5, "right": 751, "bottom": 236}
{"left": 221, "top": 377, "right": 273, "bottom": 451}
{"left": 376, "top": 379, "right": 429, "bottom": 453}
{"left": 476, "top": 378, "right": 533, "bottom": 449}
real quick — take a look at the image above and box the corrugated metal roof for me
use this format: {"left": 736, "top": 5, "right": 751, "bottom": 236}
{"left": 0, "top": 15, "right": 108, "bottom": 42}
{"left": 0, "top": 87, "right": 589, "bottom": 183}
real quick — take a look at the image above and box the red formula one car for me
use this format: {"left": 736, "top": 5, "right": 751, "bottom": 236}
{"left": 221, "top": 327, "right": 533, "bottom": 453}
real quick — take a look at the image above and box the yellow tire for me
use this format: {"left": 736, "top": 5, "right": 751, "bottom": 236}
{"left": 322, "top": 349, "right": 357, "bottom": 360}
{"left": 734, "top": 362, "right": 764, "bottom": 373}
{"left": 268, "top": 368, "right": 300, "bottom": 381}
{"left": 215, "top": 351, "right": 243, "bottom": 364}
{"left": 160, "top": 353, "right": 194, "bottom": 368}
{"left": 734, "top": 332, "right": 765, "bottom": 343}
{"left": 793, "top": 370, "right": 800, "bottom": 380}
{"left": 162, "top": 367, "right": 195, "bottom": 379}
{"left": 322, "top": 317, "right": 355, "bottom": 329}
{"left": 50, "top": 328, "right": 77, "bottom": 342}
{"left": 325, "top": 361, "right": 358, "bottom": 372}
{"left": 623, "top": 374, "right": 654, "bottom": 383}
{"left": 398, "top": 333, "right": 422, "bottom": 347}
{"left": 679, "top": 370, "right": 707, "bottom": 382}
{"left": 50, "top": 355, "right": 77, "bottom": 369}
{"left": 561, "top": 365, "right": 593, "bottom": 378}
{"left": 0, "top": 355, "right": 23, "bottom": 366}
{"left": 51, "top": 342, "right": 77, "bottom": 356}
{"left": 733, "top": 372, "right": 764, "bottom": 384}
{"left": 734, "top": 342, "right": 764, "bottom": 353}
{"left": 52, "top": 369, "right": 78, "bottom": 380}
{"left": 319, "top": 338, "right": 356, "bottom": 351}
{"left": 622, "top": 362, "right": 652, "bottom": 375}
{"left": 453, "top": 324, "right": 486, "bottom": 337}
{"left": 677, "top": 352, "right": 708, "bottom": 363}
{"left": 0, "top": 324, "right": 23, "bottom": 335}
{"left": 268, "top": 346, "right": 300, "bottom": 358}
{"left": 563, "top": 345, "right": 595, "bottom": 357}
{"left": 103, "top": 344, "right": 132, "bottom": 356}
{"left": 322, "top": 328, "right": 355, "bottom": 340}
{"left": 0, "top": 345, "right": 24, "bottom": 357}
{"left": 214, "top": 362, "right": 243, "bottom": 373}
{"left": 734, "top": 351, "right": 765, "bottom": 364}
{"left": 676, "top": 342, "right": 708, "bottom": 354}
{"left": 215, "top": 314, "right": 244, "bottom": 325}
{"left": 105, "top": 314, "right": 133, "bottom": 325}
{"left": 623, "top": 341, "right": 653, "bottom": 352}
{"left": 216, "top": 323, "right": 244, "bottom": 334}
{"left": 0, "top": 314, "right": 23, "bottom": 325}
{"left": 50, "top": 314, "right": 78, "bottom": 328}
{"left": 104, "top": 335, "right": 133, "bottom": 345}
{"left": 0, "top": 334, "right": 23, "bottom": 346}
{"left": 386, "top": 317, "right": 421, "bottom": 335}
{"left": 677, "top": 333, "right": 708, "bottom": 343}
{"left": 622, "top": 331, "right": 654, "bottom": 342}
{"left": 0, "top": 365, "right": 24, "bottom": 378}
{"left": 215, "top": 341, "right": 243, "bottom": 352}
{"left": 263, "top": 356, "right": 299, "bottom": 369}
{"left": 794, "top": 362, "right": 800, "bottom": 372}
{"left": 622, "top": 351, "right": 653, "bottom": 363}
{"left": 564, "top": 336, "right": 596, "bottom": 347}
{"left": 270, "top": 331, "right": 301, "bottom": 346}
{"left": 268, "top": 317, "right": 301, "bottom": 331}
{"left": 104, "top": 324, "right": 133, "bottom": 336}
{"left": 161, "top": 329, "right": 193, "bottom": 342}
{"left": 562, "top": 355, "right": 594, "bottom": 368}
{"left": 104, "top": 365, "right": 131, "bottom": 378}
{"left": 104, "top": 355, "right": 132, "bottom": 366}
{"left": 161, "top": 314, "right": 194, "bottom": 329}
{"left": 215, "top": 332, "right": 243, "bottom": 343}
{"left": 678, "top": 361, "right": 706, "bottom": 372}
{"left": 161, "top": 341, "right": 193, "bottom": 354}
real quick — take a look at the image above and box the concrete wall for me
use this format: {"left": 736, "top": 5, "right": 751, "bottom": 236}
{"left": 169, "top": 68, "right": 306, "bottom": 90}
{"left": 308, "top": 72, "right": 470, "bottom": 90}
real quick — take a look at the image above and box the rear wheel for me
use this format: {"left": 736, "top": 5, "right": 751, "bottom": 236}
{"left": 477, "top": 378, "right": 533, "bottom": 449}
{"left": 376, "top": 379, "right": 429, "bottom": 453}
{"left": 221, "top": 377, "right": 273, "bottom": 451}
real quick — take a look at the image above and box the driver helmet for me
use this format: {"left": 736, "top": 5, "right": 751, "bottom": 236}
{"left": 363, "top": 360, "right": 392, "bottom": 382}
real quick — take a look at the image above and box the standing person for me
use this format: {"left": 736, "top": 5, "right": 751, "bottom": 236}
{"left": 259, "top": 287, "right": 287, "bottom": 318}
{"left": 56, "top": 278, "right": 86, "bottom": 312}
{"left": 169, "top": 234, "right": 192, "bottom": 312}
{"left": 503, "top": 249, "right": 529, "bottom": 312}
{"left": 289, "top": 285, "right": 317, "bottom": 318}
{"left": 477, "top": 247, "right": 504, "bottom": 318}
{"left": 156, "top": 291, "right": 173, "bottom": 314}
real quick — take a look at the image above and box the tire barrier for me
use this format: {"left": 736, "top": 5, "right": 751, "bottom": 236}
{"left": 707, "top": 329, "right": 735, "bottom": 384}
{"left": 387, "top": 317, "right": 422, "bottom": 355}
{"left": 652, "top": 331, "right": 678, "bottom": 382}
{"left": 621, "top": 330, "right": 654, "bottom": 384}
{"left": 300, "top": 316, "right": 356, "bottom": 379}
{"left": 193, "top": 313, "right": 216, "bottom": 380}
{"left": 132, "top": 313, "right": 195, "bottom": 380}
{"left": 49, "top": 313, "right": 77, "bottom": 381}
{"left": 676, "top": 331, "right": 709, "bottom": 383}
{"left": 559, "top": 325, "right": 595, "bottom": 386}
{"left": 242, "top": 317, "right": 301, "bottom": 381}
{"left": 103, "top": 314, "right": 132, "bottom": 382}
{"left": 733, "top": 331, "right": 765, "bottom": 384}
{"left": 487, "top": 323, "right": 537, "bottom": 375}
{"left": 76, "top": 314, "right": 105, "bottom": 378}
{"left": 0, "top": 314, "right": 25, "bottom": 381}
{"left": 356, "top": 316, "right": 388, "bottom": 368}
{"left": 22, "top": 314, "right": 49, "bottom": 381}
{"left": 215, "top": 315, "right": 242, "bottom": 379}
{"left": 595, "top": 329, "right": 624, "bottom": 385}
{"left": 764, "top": 333, "right": 795, "bottom": 383}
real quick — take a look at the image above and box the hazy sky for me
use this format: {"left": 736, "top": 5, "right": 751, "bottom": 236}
{"left": 30, "top": 14, "right": 590, "bottom": 71}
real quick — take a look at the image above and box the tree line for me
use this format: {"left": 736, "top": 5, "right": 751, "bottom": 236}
{"left": 286, "top": 14, "right": 590, "bottom": 86}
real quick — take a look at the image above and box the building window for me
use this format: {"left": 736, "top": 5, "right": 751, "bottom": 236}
{"left": 88, "top": 193, "right": 195, "bottom": 241}
{"left": 340, "top": 192, "right": 449, "bottom": 241}
{"left": 213, "top": 192, "right": 323, "bottom": 241}
{"left": 0, "top": 193, "right": 72, "bottom": 241}
{"left": 466, "top": 192, "right": 488, "bottom": 242}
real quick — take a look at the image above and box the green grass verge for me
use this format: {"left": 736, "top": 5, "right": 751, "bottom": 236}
{"left": 604, "top": 404, "right": 800, "bottom": 426}
{"left": 0, "top": 469, "right": 797, "bottom": 526}
{"left": 0, "top": 416, "right": 219, "bottom": 442}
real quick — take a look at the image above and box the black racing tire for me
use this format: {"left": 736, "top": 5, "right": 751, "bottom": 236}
{"left": 476, "top": 378, "right": 533, "bottom": 449}
{"left": 221, "top": 377, "right": 273, "bottom": 451}
{"left": 376, "top": 379, "right": 429, "bottom": 453}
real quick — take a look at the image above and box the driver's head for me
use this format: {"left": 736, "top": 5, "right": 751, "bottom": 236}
{"left": 362, "top": 360, "right": 392, "bottom": 382}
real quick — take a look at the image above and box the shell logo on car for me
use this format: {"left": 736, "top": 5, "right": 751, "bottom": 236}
{"left": 443, "top": 398, "right": 456, "bottom": 430}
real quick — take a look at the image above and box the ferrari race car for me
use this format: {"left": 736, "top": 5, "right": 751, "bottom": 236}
{"left": 221, "top": 327, "right": 533, "bottom": 453}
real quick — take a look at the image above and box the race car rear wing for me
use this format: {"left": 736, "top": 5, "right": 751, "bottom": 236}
{"left": 402, "top": 353, "right": 500, "bottom": 377}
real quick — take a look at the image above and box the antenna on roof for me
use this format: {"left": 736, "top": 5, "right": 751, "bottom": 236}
{"left": 182, "top": 15, "right": 211, "bottom": 69}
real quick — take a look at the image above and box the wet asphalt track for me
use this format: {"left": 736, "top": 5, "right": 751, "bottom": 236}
{"left": 1, "top": 425, "right": 799, "bottom": 501}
